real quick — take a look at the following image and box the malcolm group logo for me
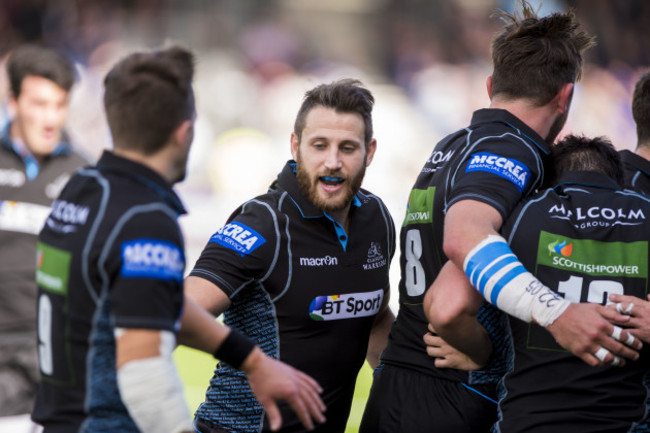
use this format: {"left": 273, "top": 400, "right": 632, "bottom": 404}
{"left": 548, "top": 240, "right": 573, "bottom": 257}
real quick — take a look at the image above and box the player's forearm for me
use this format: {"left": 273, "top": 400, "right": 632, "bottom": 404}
{"left": 176, "top": 294, "right": 229, "bottom": 353}
{"left": 444, "top": 201, "right": 569, "bottom": 326}
{"left": 366, "top": 307, "right": 395, "bottom": 369}
{"left": 433, "top": 314, "right": 492, "bottom": 367}
{"left": 116, "top": 329, "right": 193, "bottom": 433}
{"left": 443, "top": 200, "right": 503, "bottom": 269}
{"left": 424, "top": 262, "right": 491, "bottom": 366}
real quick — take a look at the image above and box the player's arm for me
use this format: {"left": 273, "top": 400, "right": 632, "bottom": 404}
{"left": 443, "top": 199, "right": 640, "bottom": 367}
{"left": 183, "top": 275, "right": 326, "bottom": 431}
{"left": 365, "top": 293, "right": 394, "bottom": 369}
{"left": 424, "top": 260, "right": 492, "bottom": 369}
{"left": 116, "top": 328, "right": 193, "bottom": 433}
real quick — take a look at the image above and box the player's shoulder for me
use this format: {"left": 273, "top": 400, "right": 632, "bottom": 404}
{"left": 224, "top": 190, "right": 288, "bottom": 238}
{"left": 357, "top": 188, "right": 390, "bottom": 211}
{"left": 355, "top": 188, "right": 395, "bottom": 232}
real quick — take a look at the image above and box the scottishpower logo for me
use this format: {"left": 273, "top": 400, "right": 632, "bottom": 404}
{"left": 403, "top": 187, "right": 435, "bottom": 227}
{"left": 36, "top": 242, "right": 71, "bottom": 294}
{"left": 548, "top": 240, "right": 573, "bottom": 257}
{"left": 537, "top": 231, "right": 647, "bottom": 278}
{"left": 309, "top": 289, "right": 383, "bottom": 321}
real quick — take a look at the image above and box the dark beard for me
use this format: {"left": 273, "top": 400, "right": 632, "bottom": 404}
{"left": 295, "top": 153, "right": 366, "bottom": 212}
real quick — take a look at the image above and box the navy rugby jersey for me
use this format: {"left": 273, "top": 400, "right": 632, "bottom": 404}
{"left": 381, "top": 108, "right": 551, "bottom": 385}
{"left": 190, "top": 161, "right": 395, "bottom": 433}
{"left": 497, "top": 171, "right": 650, "bottom": 433}
{"left": 32, "top": 151, "right": 186, "bottom": 433}
{"left": 620, "top": 149, "right": 650, "bottom": 196}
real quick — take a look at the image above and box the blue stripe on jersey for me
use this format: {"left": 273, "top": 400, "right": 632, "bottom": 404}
{"left": 324, "top": 212, "right": 349, "bottom": 251}
{"left": 461, "top": 383, "right": 498, "bottom": 404}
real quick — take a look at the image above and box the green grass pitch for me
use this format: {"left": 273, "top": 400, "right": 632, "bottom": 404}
{"left": 174, "top": 345, "right": 373, "bottom": 432}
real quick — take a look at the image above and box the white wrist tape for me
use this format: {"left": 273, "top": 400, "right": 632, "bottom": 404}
{"left": 117, "top": 330, "right": 192, "bottom": 433}
{"left": 463, "top": 235, "right": 571, "bottom": 327}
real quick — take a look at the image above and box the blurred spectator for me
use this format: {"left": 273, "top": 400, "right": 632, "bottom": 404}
{"left": 0, "top": 44, "right": 88, "bottom": 421}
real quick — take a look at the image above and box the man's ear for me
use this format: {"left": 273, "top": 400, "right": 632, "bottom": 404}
{"left": 557, "top": 82, "right": 574, "bottom": 114}
{"left": 173, "top": 120, "right": 193, "bottom": 149}
{"left": 290, "top": 132, "right": 299, "bottom": 160}
{"left": 7, "top": 96, "right": 17, "bottom": 118}
{"left": 486, "top": 76, "right": 493, "bottom": 100}
{"left": 365, "top": 138, "right": 377, "bottom": 167}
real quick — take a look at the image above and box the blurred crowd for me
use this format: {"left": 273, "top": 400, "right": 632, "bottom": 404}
{"left": 1, "top": 0, "right": 648, "bottom": 296}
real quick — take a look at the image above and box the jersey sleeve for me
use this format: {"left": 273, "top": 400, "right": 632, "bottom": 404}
{"left": 107, "top": 210, "right": 185, "bottom": 332}
{"left": 447, "top": 135, "right": 544, "bottom": 220}
{"left": 189, "top": 199, "right": 278, "bottom": 298}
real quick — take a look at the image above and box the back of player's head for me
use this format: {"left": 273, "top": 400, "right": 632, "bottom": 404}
{"left": 7, "top": 44, "right": 76, "bottom": 98}
{"left": 103, "top": 46, "right": 195, "bottom": 155}
{"left": 632, "top": 70, "right": 650, "bottom": 148}
{"left": 490, "top": 0, "right": 595, "bottom": 106}
{"left": 293, "top": 78, "right": 375, "bottom": 147}
{"left": 551, "top": 135, "right": 623, "bottom": 186}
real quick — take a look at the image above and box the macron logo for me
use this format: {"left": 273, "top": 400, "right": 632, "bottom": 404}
{"left": 300, "top": 255, "right": 338, "bottom": 266}
{"left": 466, "top": 152, "right": 530, "bottom": 192}
{"left": 210, "top": 222, "right": 266, "bottom": 257}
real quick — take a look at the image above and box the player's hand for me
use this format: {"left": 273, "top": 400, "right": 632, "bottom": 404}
{"left": 423, "top": 324, "right": 486, "bottom": 370}
{"left": 545, "top": 302, "right": 641, "bottom": 367}
{"left": 243, "top": 347, "right": 326, "bottom": 431}
{"left": 608, "top": 293, "right": 650, "bottom": 344}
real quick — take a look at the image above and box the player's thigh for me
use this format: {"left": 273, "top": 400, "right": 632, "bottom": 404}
{"left": 359, "top": 365, "right": 497, "bottom": 433}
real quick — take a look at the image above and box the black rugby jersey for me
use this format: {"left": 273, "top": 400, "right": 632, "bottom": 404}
{"left": 381, "top": 108, "right": 551, "bottom": 385}
{"left": 32, "top": 151, "right": 186, "bottom": 433}
{"left": 621, "top": 149, "right": 650, "bottom": 196}
{"left": 190, "top": 161, "right": 395, "bottom": 433}
{"left": 497, "top": 171, "right": 650, "bottom": 433}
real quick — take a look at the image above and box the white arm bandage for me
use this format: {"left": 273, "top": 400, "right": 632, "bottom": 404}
{"left": 463, "top": 235, "right": 571, "bottom": 327}
{"left": 116, "top": 329, "right": 192, "bottom": 433}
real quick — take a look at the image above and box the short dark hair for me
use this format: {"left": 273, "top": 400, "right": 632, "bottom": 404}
{"left": 7, "top": 44, "right": 76, "bottom": 97}
{"left": 293, "top": 78, "right": 374, "bottom": 146}
{"left": 490, "top": 0, "right": 595, "bottom": 106}
{"left": 632, "top": 70, "right": 650, "bottom": 148}
{"left": 103, "top": 46, "right": 195, "bottom": 155}
{"left": 551, "top": 134, "right": 623, "bottom": 186}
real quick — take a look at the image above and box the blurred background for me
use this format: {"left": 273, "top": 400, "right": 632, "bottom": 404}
{"left": 2, "top": 0, "right": 649, "bottom": 430}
